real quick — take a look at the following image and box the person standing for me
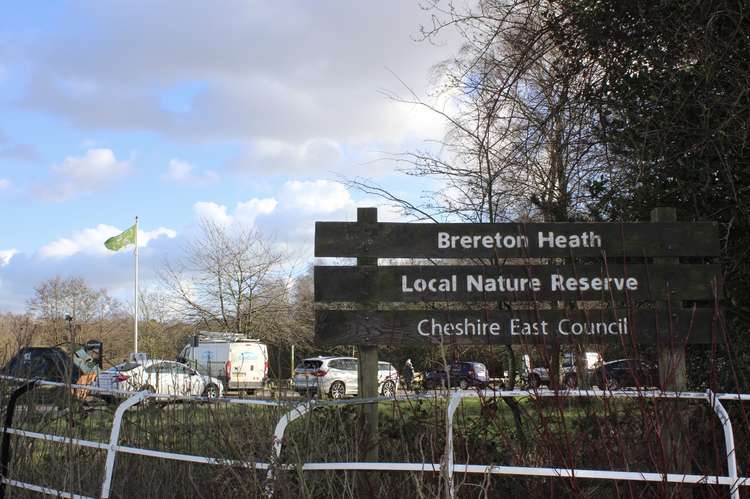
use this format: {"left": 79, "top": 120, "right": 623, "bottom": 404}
{"left": 403, "top": 359, "right": 414, "bottom": 391}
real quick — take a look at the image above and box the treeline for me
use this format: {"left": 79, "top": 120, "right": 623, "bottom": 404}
{"left": 0, "top": 220, "right": 316, "bottom": 368}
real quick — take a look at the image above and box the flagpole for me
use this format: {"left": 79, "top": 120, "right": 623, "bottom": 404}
{"left": 134, "top": 216, "right": 139, "bottom": 355}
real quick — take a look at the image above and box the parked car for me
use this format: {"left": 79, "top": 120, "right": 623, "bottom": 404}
{"left": 292, "top": 356, "right": 399, "bottom": 398}
{"left": 97, "top": 359, "right": 224, "bottom": 397}
{"left": 592, "top": 359, "right": 659, "bottom": 390}
{"left": 525, "top": 365, "right": 578, "bottom": 389}
{"left": 3, "top": 344, "right": 101, "bottom": 384}
{"left": 522, "top": 352, "right": 602, "bottom": 389}
{"left": 178, "top": 332, "right": 268, "bottom": 393}
{"left": 423, "top": 362, "right": 489, "bottom": 390}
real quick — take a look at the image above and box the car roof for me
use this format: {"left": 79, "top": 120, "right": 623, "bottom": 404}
{"left": 603, "top": 358, "right": 645, "bottom": 365}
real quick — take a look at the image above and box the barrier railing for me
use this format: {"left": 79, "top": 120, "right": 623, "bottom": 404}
{"left": 0, "top": 375, "right": 747, "bottom": 498}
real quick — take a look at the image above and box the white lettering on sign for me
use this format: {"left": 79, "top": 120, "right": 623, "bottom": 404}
{"left": 537, "top": 231, "right": 602, "bottom": 248}
{"left": 510, "top": 319, "right": 549, "bottom": 335}
{"left": 550, "top": 274, "right": 638, "bottom": 292}
{"left": 466, "top": 275, "right": 542, "bottom": 292}
{"left": 417, "top": 318, "right": 502, "bottom": 337}
{"left": 436, "top": 231, "right": 604, "bottom": 250}
{"left": 558, "top": 318, "right": 628, "bottom": 336}
{"left": 402, "top": 275, "right": 457, "bottom": 293}
{"left": 437, "top": 232, "right": 528, "bottom": 249}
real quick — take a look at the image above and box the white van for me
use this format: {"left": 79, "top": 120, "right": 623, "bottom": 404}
{"left": 178, "top": 332, "right": 268, "bottom": 393}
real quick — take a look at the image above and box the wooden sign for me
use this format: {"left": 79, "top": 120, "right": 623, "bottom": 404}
{"left": 315, "top": 309, "right": 715, "bottom": 346}
{"left": 315, "top": 221, "right": 720, "bottom": 258}
{"left": 315, "top": 264, "right": 720, "bottom": 303}
{"left": 314, "top": 209, "right": 720, "bottom": 346}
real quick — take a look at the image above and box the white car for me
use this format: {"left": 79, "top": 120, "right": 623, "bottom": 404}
{"left": 293, "top": 356, "right": 399, "bottom": 399}
{"left": 97, "top": 359, "right": 223, "bottom": 398}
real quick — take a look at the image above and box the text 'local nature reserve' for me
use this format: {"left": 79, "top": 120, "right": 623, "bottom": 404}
{"left": 402, "top": 274, "right": 639, "bottom": 293}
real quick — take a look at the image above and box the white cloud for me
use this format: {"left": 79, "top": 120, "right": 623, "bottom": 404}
{"left": 194, "top": 201, "right": 233, "bottom": 226}
{"left": 235, "top": 198, "right": 278, "bottom": 225}
{"left": 165, "top": 159, "right": 219, "bottom": 184}
{"left": 194, "top": 197, "right": 278, "bottom": 227}
{"left": 233, "top": 138, "right": 342, "bottom": 175}
{"left": 18, "top": 2, "right": 457, "bottom": 148}
{"left": 0, "top": 179, "right": 9, "bottom": 190}
{"left": 52, "top": 148, "right": 129, "bottom": 184}
{"left": 0, "top": 249, "right": 17, "bottom": 267}
{"left": 279, "top": 180, "right": 354, "bottom": 213}
{"left": 38, "top": 224, "right": 176, "bottom": 259}
{"left": 39, "top": 148, "right": 131, "bottom": 201}
{"left": 138, "top": 227, "right": 178, "bottom": 247}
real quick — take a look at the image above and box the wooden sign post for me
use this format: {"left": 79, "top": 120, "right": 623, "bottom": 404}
{"left": 652, "top": 207, "right": 689, "bottom": 492}
{"left": 355, "top": 208, "right": 379, "bottom": 465}
{"left": 314, "top": 207, "right": 721, "bottom": 487}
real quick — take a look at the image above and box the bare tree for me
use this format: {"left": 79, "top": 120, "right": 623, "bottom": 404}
{"left": 363, "top": 1, "right": 606, "bottom": 224}
{"left": 26, "top": 276, "right": 123, "bottom": 344}
{"left": 161, "top": 220, "right": 289, "bottom": 340}
{"left": 0, "top": 313, "right": 37, "bottom": 356}
{"left": 346, "top": 2, "right": 611, "bottom": 453}
{"left": 291, "top": 266, "right": 314, "bottom": 339}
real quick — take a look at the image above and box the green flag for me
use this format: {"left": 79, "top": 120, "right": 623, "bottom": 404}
{"left": 104, "top": 224, "right": 136, "bottom": 251}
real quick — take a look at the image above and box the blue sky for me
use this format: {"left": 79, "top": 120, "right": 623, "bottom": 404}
{"left": 0, "top": 1, "right": 458, "bottom": 312}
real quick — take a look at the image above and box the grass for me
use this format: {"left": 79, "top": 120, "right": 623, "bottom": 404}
{"left": 0, "top": 382, "right": 736, "bottom": 498}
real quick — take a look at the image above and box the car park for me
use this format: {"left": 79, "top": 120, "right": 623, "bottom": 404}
{"left": 97, "top": 359, "right": 223, "bottom": 397}
{"left": 292, "top": 356, "right": 399, "bottom": 398}
{"left": 592, "top": 358, "right": 659, "bottom": 390}
{"left": 423, "top": 361, "right": 489, "bottom": 390}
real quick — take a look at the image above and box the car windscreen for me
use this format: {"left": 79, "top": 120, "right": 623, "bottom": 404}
{"left": 296, "top": 360, "right": 323, "bottom": 370}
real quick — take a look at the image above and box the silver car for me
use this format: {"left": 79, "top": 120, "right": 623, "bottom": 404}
{"left": 293, "top": 356, "right": 399, "bottom": 399}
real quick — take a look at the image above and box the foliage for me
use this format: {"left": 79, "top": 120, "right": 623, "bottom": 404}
{"left": 546, "top": 0, "right": 750, "bottom": 389}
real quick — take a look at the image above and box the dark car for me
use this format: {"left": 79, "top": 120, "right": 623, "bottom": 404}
{"left": 423, "top": 361, "right": 489, "bottom": 390}
{"left": 4, "top": 347, "right": 81, "bottom": 382}
{"left": 3, "top": 343, "right": 101, "bottom": 383}
{"left": 593, "top": 359, "right": 659, "bottom": 390}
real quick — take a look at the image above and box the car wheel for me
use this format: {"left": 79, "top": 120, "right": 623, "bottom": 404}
{"left": 604, "top": 377, "right": 620, "bottom": 391}
{"left": 381, "top": 380, "right": 396, "bottom": 397}
{"left": 564, "top": 374, "right": 577, "bottom": 389}
{"left": 329, "top": 381, "right": 346, "bottom": 399}
{"left": 459, "top": 379, "right": 469, "bottom": 390}
{"left": 527, "top": 374, "right": 541, "bottom": 389}
{"left": 204, "top": 384, "right": 220, "bottom": 398}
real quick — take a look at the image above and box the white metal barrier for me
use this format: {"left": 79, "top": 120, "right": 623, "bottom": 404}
{"left": 0, "top": 376, "right": 748, "bottom": 498}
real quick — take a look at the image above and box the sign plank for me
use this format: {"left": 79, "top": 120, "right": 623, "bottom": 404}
{"left": 315, "top": 264, "right": 721, "bottom": 303}
{"left": 315, "top": 222, "right": 719, "bottom": 258}
{"left": 315, "top": 309, "right": 715, "bottom": 346}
